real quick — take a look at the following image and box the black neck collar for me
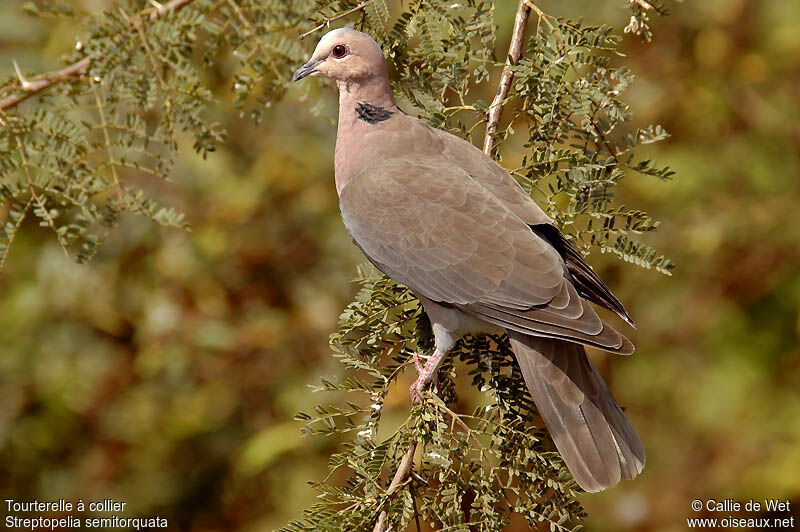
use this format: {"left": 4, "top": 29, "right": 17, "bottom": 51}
{"left": 355, "top": 102, "right": 393, "bottom": 124}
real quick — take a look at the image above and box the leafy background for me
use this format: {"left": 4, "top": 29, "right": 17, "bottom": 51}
{"left": 0, "top": 0, "right": 799, "bottom": 530}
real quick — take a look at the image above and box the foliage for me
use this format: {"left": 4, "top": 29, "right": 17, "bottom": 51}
{"left": 0, "top": 0, "right": 312, "bottom": 267}
{"left": 0, "top": 0, "right": 676, "bottom": 530}
{"left": 4, "top": 0, "right": 800, "bottom": 531}
{"left": 282, "top": 1, "right": 672, "bottom": 530}
{"left": 0, "top": 0, "right": 673, "bottom": 275}
{"left": 499, "top": 16, "right": 674, "bottom": 274}
{"left": 287, "top": 266, "right": 586, "bottom": 531}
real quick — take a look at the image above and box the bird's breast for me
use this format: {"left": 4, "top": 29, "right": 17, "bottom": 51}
{"left": 334, "top": 118, "right": 446, "bottom": 196}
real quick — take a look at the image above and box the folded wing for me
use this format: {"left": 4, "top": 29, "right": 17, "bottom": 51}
{"left": 339, "top": 157, "right": 632, "bottom": 353}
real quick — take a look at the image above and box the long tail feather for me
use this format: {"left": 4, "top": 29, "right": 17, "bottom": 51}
{"left": 508, "top": 331, "right": 645, "bottom": 492}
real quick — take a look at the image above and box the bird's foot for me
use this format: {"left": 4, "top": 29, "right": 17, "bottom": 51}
{"left": 409, "top": 378, "right": 426, "bottom": 402}
{"left": 409, "top": 352, "right": 429, "bottom": 401}
{"left": 412, "top": 351, "right": 426, "bottom": 373}
{"left": 409, "top": 374, "right": 444, "bottom": 401}
{"left": 408, "top": 350, "right": 446, "bottom": 402}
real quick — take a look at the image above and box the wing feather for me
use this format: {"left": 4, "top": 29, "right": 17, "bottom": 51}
{"left": 340, "top": 158, "right": 564, "bottom": 307}
{"left": 339, "top": 156, "right": 632, "bottom": 353}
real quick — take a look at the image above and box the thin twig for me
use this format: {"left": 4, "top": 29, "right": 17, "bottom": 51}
{"left": 129, "top": 8, "right": 178, "bottom": 138}
{"left": 149, "top": 0, "right": 194, "bottom": 21}
{"left": 0, "top": 0, "right": 196, "bottom": 112}
{"left": 409, "top": 481, "right": 422, "bottom": 532}
{"left": 226, "top": 0, "right": 288, "bottom": 83}
{"left": 0, "top": 198, "right": 32, "bottom": 271}
{"left": 91, "top": 83, "right": 123, "bottom": 204}
{"left": 15, "top": 138, "right": 70, "bottom": 258}
{"left": 0, "top": 57, "right": 90, "bottom": 111}
{"left": 372, "top": 441, "right": 418, "bottom": 532}
{"left": 482, "top": 0, "right": 532, "bottom": 155}
{"left": 532, "top": 7, "right": 624, "bottom": 165}
{"left": 298, "top": 1, "right": 371, "bottom": 41}
{"left": 526, "top": 0, "right": 557, "bottom": 33}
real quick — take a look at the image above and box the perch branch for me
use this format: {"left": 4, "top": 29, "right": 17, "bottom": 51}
{"left": 0, "top": 0, "right": 196, "bottom": 112}
{"left": 372, "top": 441, "right": 418, "bottom": 532}
{"left": 298, "top": 1, "right": 371, "bottom": 41}
{"left": 1, "top": 57, "right": 90, "bottom": 111}
{"left": 526, "top": 0, "right": 557, "bottom": 33}
{"left": 482, "top": 0, "right": 532, "bottom": 155}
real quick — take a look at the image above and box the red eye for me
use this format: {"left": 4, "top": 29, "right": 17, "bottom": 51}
{"left": 331, "top": 44, "right": 348, "bottom": 59}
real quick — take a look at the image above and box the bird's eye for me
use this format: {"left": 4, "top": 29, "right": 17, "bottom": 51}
{"left": 331, "top": 44, "right": 348, "bottom": 59}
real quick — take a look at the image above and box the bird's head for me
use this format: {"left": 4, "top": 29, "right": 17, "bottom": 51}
{"left": 293, "top": 28, "right": 388, "bottom": 86}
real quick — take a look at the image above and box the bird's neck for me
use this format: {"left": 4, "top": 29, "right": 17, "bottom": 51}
{"left": 334, "top": 78, "right": 397, "bottom": 195}
{"left": 336, "top": 76, "right": 395, "bottom": 112}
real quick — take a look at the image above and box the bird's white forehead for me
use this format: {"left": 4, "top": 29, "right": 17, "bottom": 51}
{"left": 313, "top": 27, "right": 372, "bottom": 57}
{"left": 315, "top": 28, "right": 351, "bottom": 53}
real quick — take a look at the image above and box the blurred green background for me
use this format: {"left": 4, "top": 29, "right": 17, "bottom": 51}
{"left": 1, "top": 0, "right": 799, "bottom": 530}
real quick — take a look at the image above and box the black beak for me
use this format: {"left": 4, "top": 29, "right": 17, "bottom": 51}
{"left": 292, "top": 59, "right": 322, "bottom": 82}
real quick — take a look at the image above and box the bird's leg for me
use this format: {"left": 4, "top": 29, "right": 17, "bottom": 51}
{"left": 411, "top": 352, "right": 426, "bottom": 373}
{"left": 409, "top": 349, "right": 447, "bottom": 401}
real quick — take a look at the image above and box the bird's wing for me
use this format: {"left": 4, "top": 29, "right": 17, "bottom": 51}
{"left": 432, "top": 124, "right": 555, "bottom": 227}
{"left": 340, "top": 157, "right": 564, "bottom": 306}
{"left": 432, "top": 124, "right": 634, "bottom": 326}
{"left": 339, "top": 157, "right": 631, "bottom": 353}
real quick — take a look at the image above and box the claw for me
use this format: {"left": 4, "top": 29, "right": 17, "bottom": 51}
{"left": 411, "top": 352, "right": 425, "bottom": 373}
{"left": 409, "top": 379, "right": 424, "bottom": 402}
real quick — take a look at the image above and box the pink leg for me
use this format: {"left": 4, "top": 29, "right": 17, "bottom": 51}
{"left": 412, "top": 352, "right": 425, "bottom": 373}
{"left": 409, "top": 350, "right": 447, "bottom": 401}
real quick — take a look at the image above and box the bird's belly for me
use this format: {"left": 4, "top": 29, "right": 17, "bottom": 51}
{"left": 417, "top": 294, "right": 503, "bottom": 353}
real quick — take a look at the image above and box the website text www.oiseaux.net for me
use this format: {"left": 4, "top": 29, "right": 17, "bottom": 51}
{"left": 687, "top": 499, "right": 795, "bottom": 529}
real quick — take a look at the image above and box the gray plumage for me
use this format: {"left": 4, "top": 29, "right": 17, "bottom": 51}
{"left": 295, "top": 27, "right": 645, "bottom": 492}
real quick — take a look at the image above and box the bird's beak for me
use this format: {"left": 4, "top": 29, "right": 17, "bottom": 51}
{"left": 292, "top": 59, "right": 323, "bottom": 82}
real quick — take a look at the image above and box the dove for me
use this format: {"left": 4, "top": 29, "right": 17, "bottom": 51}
{"left": 293, "top": 27, "right": 645, "bottom": 492}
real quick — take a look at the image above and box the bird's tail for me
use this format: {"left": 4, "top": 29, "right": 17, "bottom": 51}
{"left": 508, "top": 331, "right": 645, "bottom": 492}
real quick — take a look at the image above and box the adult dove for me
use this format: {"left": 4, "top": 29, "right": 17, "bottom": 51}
{"left": 293, "top": 28, "right": 645, "bottom": 492}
